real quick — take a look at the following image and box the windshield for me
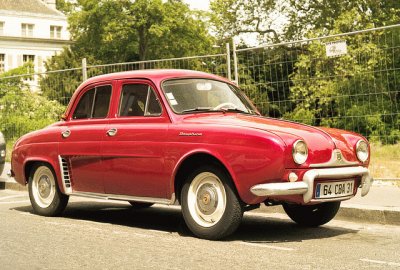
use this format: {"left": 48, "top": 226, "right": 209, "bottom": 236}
{"left": 162, "top": 79, "right": 257, "bottom": 114}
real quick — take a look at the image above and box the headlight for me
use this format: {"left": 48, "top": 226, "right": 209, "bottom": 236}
{"left": 292, "top": 140, "right": 308, "bottom": 165}
{"left": 356, "top": 140, "right": 369, "bottom": 162}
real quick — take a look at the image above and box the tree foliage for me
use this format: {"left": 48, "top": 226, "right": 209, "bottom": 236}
{"left": 61, "top": 0, "right": 214, "bottom": 63}
{"left": 0, "top": 65, "right": 65, "bottom": 140}
{"left": 210, "top": 0, "right": 400, "bottom": 143}
{"left": 285, "top": 6, "right": 400, "bottom": 143}
{"left": 42, "top": 0, "right": 216, "bottom": 103}
{"left": 210, "top": 0, "right": 284, "bottom": 44}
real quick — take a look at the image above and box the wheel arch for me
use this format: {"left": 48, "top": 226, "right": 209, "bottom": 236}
{"left": 23, "top": 157, "right": 60, "bottom": 187}
{"left": 172, "top": 151, "right": 239, "bottom": 204}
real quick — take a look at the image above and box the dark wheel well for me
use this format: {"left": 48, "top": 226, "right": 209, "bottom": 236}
{"left": 24, "top": 161, "right": 53, "bottom": 184}
{"left": 174, "top": 153, "right": 236, "bottom": 204}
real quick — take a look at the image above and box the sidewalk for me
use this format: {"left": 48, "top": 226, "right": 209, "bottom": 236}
{"left": 1, "top": 162, "right": 399, "bottom": 225}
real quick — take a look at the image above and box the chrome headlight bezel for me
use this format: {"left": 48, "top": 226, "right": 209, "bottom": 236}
{"left": 356, "top": 140, "right": 369, "bottom": 163}
{"left": 292, "top": 140, "right": 308, "bottom": 165}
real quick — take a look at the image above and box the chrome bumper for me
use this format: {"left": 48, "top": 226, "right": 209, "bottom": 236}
{"left": 250, "top": 166, "right": 373, "bottom": 203}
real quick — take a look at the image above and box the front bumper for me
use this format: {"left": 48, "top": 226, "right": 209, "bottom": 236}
{"left": 250, "top": 166, "right": 372, "bottom": 203}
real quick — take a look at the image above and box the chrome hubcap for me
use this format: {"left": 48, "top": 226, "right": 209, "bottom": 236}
{"left": 187, "top": 172, "right": 226, "bottom": 227}
{"left": 32, "top": 166, "right": 56, "bottom": 208}
{"left": 38, "top": 176, "right": 51, "bottom": 198}
{"left": 197, "top": 184, "right": 218, "bottom": 215}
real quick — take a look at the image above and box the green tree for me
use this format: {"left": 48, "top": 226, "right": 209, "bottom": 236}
{"left": 286, "top": 8, "right": 400, "bottom": 143}
{"left": 285, "top": 0, "right": 400, "bottom": 40}
{"left": 42, "top": 0, "right": 216, "bottom": 103}
{"left": 0, "top": 65, "right": 65, "bottom": 141}
{"left": 210, "top": 0, "right": 283, "bottom": 44}
{"left": 65, "top": 0, "right": 214, "bottom": 62}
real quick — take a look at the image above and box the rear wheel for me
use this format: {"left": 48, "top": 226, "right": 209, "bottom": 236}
{"left": 28, "top": 163, "right": 69, "bottom": 216}
{"left": 128, "top": 201, "right": 154, "bottom": 209}
{"left": 282, "top": 201, "right": 341, "bottom": 227}
{"left": 181, "top": 165, "right": 243, "bottom": 240}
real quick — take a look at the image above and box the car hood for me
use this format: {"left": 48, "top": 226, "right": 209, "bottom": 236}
{"left": 181, "top": 113, "right": 362, "bottom": 165}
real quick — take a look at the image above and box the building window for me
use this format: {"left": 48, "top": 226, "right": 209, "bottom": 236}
{"left": 23, "top": 54, "right": 35, "bottom": 64}
{"left": 0, "top": 22, "right": 4, "bottom": 35}
{"left": 21, "top": 23, "right": 34, "bottom": 37}
{"left": 23, "top": 55, "right": 35, "bottom": 77}
{"left": 50, "top": 25, "right": 62, "bottom": 39}
{"left": 0, "top": 54, "right": 5, "bottom": 73}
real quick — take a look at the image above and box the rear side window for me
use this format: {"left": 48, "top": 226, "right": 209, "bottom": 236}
{"left": 119, "top": 84, "right": 162, "bottom": 117}
{"left": 73, "top": 85, "right": 112, "bottom": 119}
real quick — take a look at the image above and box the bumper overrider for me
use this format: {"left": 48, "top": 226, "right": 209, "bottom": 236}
{"left": 250, "top": 166, "right": 372, "bottom": 203}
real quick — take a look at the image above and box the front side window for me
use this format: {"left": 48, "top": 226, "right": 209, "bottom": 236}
{"left": 119, "top": 84, "right": 162, "bottom": 117}
{"left": 162, "top": 79, "right": 256, "bottom": 114}
{"left": 73, "top": 85, "right": 112, "bottom": 119}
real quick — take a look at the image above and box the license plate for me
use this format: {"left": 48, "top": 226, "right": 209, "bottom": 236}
{"left": 315, "top": 180, "right": 355, "bottom": 199}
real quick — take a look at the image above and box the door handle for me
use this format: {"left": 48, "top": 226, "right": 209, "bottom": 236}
{"left": 61, "top": 129, "right": 71, "bottom": 138}
{"left": 107, "top": 128, "right": 118, "bottom": 137}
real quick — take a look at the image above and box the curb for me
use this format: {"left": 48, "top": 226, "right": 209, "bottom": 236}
{"left": 0, "top": 180, "right": 27, "bottom": 191}
{"left": 252, "top": 204, "right": 400, "bottom": 226}
{"left": 336, "top": 204, "right": 400, "bottom": 226}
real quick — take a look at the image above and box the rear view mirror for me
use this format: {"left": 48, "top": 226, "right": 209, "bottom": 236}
{"left": 196, "top": 82, "right": 212, "bottom": 91}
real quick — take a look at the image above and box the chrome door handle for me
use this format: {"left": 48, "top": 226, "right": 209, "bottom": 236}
{"left": 61, "top": 129, "right": 71, "bottom": 138}
{"left": 107, "top": 128, "right": 117, "bottom": 137}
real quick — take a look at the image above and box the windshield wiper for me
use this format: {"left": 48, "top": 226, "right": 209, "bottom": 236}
{"left": 216, "top": 108, "right": 254, "bottom": 114}
{"left": 181, "top": 107, "right": 213, "bottom": 114}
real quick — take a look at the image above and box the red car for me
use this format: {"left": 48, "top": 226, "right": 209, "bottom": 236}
{"left": 10, "top": 70, "right": 373, "bottom": 240}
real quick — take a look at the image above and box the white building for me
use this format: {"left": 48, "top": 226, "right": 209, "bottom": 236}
{"left": 0, "top": 0, "right": 71, "bottom": 81}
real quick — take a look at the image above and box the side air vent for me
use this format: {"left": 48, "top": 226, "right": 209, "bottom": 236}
{"left": 58, "top": 156, "right": 72, "bottom": 194}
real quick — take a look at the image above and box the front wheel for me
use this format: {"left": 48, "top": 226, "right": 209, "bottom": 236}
{"left": 181, "top": 165, "right": 243, "bottom": 240}
{"left": 29, "top": 163, "right": 69, "bottom": 216}
{"left": 282, "top": 201, "right": 341, "bottom": 227}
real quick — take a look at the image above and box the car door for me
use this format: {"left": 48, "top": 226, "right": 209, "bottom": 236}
{"left": 102, "top": 80, "right": 170, "bottom": 198}
{"left": 59, "top": 83, "right": 113, "bottom": 194}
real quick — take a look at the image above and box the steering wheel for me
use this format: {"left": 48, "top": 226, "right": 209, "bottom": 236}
{"left": 213, "top": 102, "right": 237, "bottom": 110}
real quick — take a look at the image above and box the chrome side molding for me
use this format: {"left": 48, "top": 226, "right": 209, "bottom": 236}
{"left": 71, "top": 191, "right": 176, "bottom": 205}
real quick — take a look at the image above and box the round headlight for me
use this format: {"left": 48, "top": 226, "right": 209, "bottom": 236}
{"left": 356, "top": 140, "right": 369, "bottom": 162}
{"left": 293, "top": 140, "right": 308, "bottom": 165}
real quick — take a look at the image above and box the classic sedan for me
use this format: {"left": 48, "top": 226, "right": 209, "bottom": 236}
{"left": 10, "top": 70, "right": 373, "bottom": 240}
{"left": 0, "top": 131, "right": 5, "bottom": 175}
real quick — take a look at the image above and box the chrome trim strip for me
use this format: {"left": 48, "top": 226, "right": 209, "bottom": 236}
{"left": 250, "top": 182, "right": 308, "bottom": 197}
{"left": 71, "top": 191, "right": 176, "bottom": 205}
{"left": 310, "top": 149, "right": 358, "bottom": 168}
{"left": 250, "top": 166, "right": 373, "bottom": 203}
{"left": 58, "top": 155, "right": 72, "bottom": 195}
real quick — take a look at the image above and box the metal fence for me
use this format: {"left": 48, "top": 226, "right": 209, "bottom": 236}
{"left": 234, "top": 24, "right": 400, "bottom": 144}
{"left": 0, "top": 24, "right": 399, "bottom": 147}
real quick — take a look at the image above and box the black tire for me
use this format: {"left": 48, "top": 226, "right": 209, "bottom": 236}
{"left": 28, "top": 163, "right": 69, "bottom": 216}
{"left": 181, "top": 165, "right": 243, "bottom": 240}
{"left": 282, "top": 201, "right": 341, "bottom": 227}
{"left": 128, "top": 201, "right": 154, "bottom": 209}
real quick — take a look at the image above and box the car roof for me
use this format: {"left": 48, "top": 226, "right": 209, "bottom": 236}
{"left": 65, "top": 69, "right": 232, "bottom": 118}
{"left": 83, "top": 69, "right": 229, "bottom": 86}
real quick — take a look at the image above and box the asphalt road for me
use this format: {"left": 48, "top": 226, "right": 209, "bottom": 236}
{"left": 1, "top": 189, "right": 399, "bottom": 270}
